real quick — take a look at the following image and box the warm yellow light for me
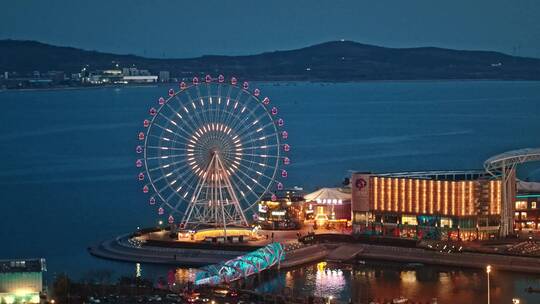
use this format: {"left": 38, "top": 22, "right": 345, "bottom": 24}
{"left": 373, "top": 177, "right": 378, "bottom": 210}
{"left": 486, "top": 265, "right": 492, "bottom": 273}
{"left": 14, "top": 289, "right": 33, "bottom": 296}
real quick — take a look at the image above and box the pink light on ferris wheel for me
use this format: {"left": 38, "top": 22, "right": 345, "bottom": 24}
{"left": 158, "top": 207, "right": 164, "bottom": 215}
{"left": 149, "top": 107, "right": 157, "bottom": 116}
{"left": 136, "top": 145, "right": 143, "bottom": 153}
{"left": 218, "top": 74, "right": 225, "bottom": 83}
{"left": 231, "top": 77, "right": 238, "bottom": 85}
{"left": 283, "top": 144, "right": 290, "bottom": 152}
{"left": 271, "top": 107, "right": 278, "bottom": 115}
{"left": 168, "top": 89, "right": 174, "bottom": 97}
{"left": 283, "top": 157, "right": 290, "bottom": 165}
{"left": 138, "top": 173, "right": 145, "bottom": 181}
{"left": 205, "top": 75, "right": 212, "bottom": 83}
{"left": 277, "top": 118, "right": 284, "bottom": 126}
{"left": 138, "top": 132, "right": 145, "bottom": 140}
{"left": 277, "top": 182, "right": 284, "bottom": 190}
{"left": 168, "top": 215, "right": 174, "bottom": 224}
{"left": 271, "top": 194, "right": 277, "bottom": 201}
{"left": 254, "top": 88, "right": 260, "bottom": 97}
{"left": 158, "top": 97, "right": 165, "bottom": 105}
{"left": 242, "top": 81, "right": 249, "bottom": 90}
{"left": 142, "top": 185, "right": 149, "bottom": 193}
{"left": 281, "top": 170, "right": 288, "bottom": 178}
{"left": 143, "top": 119, "right": 150, "bottom": 128}
{"left": 180, "top": 81, "right": 187, "bottom": 90}
{"left": 192, "top": 77, "right": 199, "bottom": 85}
{"left": 136, "top": 159, "right": 143, "bottom": 168}
{"left": 149, "top": 197, "right": 156, "bottom": 205}
{"left": 281, "top": 131, "right": 288, "bottom": 139}
{"left": 263, "top": 97, "right": 270, "bottom": 105}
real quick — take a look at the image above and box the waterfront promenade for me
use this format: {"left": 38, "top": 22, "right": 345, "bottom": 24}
{"left": 90, "top": 230, "right": 540, "bottom": 274}
{"left": 326, "top": 243, "right": 540, "bottom": 273}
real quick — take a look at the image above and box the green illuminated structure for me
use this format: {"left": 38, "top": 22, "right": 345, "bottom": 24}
{"left": 195, "top": 242, "right": 285, "bottom": 285}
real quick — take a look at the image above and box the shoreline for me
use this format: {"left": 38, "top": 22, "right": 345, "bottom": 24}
{"left": 2, "top": 78, "right": 540, "bottom": 93}
{"left": 89, "top": 234, "right": 540, "bottom": 275}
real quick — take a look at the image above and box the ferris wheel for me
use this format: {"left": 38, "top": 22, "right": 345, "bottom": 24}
{"left": 135, "top": 75, "right": 289, "bottom": 229}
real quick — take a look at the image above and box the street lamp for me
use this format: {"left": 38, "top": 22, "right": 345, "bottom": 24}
{"left": 327, "top": 295, "right": 333, "bottom": 304}
{"left": 486, "top": 265, "right": 492, "bottom": 304}
{"left": 512, "top": 298, "right": 520, "bottom": 304}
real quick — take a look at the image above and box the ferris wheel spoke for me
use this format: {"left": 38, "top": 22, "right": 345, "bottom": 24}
{"left": 237, "top": 152, "right": 281, "bottom": 159}
{"left": 226, "top": 104, "right": 259, "bottom": 139}
{"left": 236, "top": 144, "right": 280, "bottom": 152}
{"left": 163, "top": 103, "right": 196, "bottom": 135}
{"left": 232, "top": 110, "right": 268, "bottom": 140}
{"left": 150, "top": 159, "right": 191, "bottom": 181}
{"left": 173, "top": 95, "right": 204, "bottom": 135}
{"left": 238, "top": 132, "right": 278, "bottom": 147}
{"left": 195, "top": 86, "right": 212, "bottom": 128}
{"left": 152, "top": 122, "right": 193, "bottom": 144}
{"left": 225, "top": 155, "right": 271, "bottom": 172}
{"left": 230, "top": 158, "right": 276, "bottom": 184}
{"left": 146, "top": 145, "right": 187, "bottom": 152}
{"left": 158, "top": 110, "right": 194, "bottom": 140}
{"left": 214, "top": 85, "right": 233, "bottom": 130}
{"left": 236, "top": 118, "right": 276, "bottom": 141}
{"left": 229, "top": 166, "right": 269, "bottom": 198}
{"left": 227, "top": 168, "right": 263, "bottom": 202}
{"left": 145, "top": 153, "right": 188, "bottom": 161}
{"left": 184, "top": 89, "right": 210, "bottom": 131}
{"left": 147, "top": 134, "right": 186, "bottom": 147}
{"left": 221, "top": 90, "right": 244, "bottom": 131}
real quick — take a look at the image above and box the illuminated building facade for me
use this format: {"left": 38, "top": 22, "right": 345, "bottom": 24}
{"left": 351, "top": 171, "right": 505, "bottom": 240}
{"left": 514, "top": 193, "right": 540, "bottom": 230}
{"left": 0, "top": 259, "right": 46, "bottom": 304}
{"left": 304, "top": 188, "right": 352, "bottom": 227}
{"left": 257, "top": 189, "right": 304, "bottom": 230}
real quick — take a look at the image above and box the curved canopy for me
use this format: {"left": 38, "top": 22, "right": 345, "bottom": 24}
{"left": 484, "top": 148, "right": 540, "bottom": 172}
{"left": 517, "top": 180, "right": 540, "bottom": 193}
{"left": 304, "top": 187, "right": 351, "bottom": 202}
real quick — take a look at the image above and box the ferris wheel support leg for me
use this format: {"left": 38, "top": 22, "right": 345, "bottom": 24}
{"left": 183, "top": 156, "right": 215, "bottom": 228}
{"left": 499, "top": 161, "right": 517, "bottom": 238}
{"left": 215, "top": 153, "right": 249, "bottom": 227}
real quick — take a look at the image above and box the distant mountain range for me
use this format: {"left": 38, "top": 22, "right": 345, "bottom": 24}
{"left": 2, "top": 39, "right": 540, "bottom": 81}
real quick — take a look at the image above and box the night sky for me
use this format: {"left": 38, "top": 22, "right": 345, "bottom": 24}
{"left": 1, "top": 0, "right": 539, "bottom": 58}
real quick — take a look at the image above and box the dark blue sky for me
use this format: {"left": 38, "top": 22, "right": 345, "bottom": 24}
{"left": 1, "top": 0, "right": 539, "bottom": 58}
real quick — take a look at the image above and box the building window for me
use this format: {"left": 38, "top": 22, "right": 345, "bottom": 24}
{"left": 515, "top": 201, "right": 527, "bottom": 210}
{"left": 401, "top": 215, "right": 418, "bottom": 225}
{"left": 440, "top": 217, "right": 453, "bottom": 228}
{"left": 532, "top": 201, "right": 537, "bottom": 209}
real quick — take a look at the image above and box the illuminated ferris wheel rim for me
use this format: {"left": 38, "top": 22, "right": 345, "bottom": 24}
{"left": 136, "top": 75, "right": 290, "bottom": 224}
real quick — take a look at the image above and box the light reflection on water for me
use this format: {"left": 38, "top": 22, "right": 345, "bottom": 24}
{"left": 248, "top": 261, "right": 540, "bottom": 304}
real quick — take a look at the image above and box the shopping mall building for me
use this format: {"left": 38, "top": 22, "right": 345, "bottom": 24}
{"left": 351, "top": 148, "right": 540, "bottom": 240}
{"left": 351, "top": 171, "right": 506, "bottom": 240}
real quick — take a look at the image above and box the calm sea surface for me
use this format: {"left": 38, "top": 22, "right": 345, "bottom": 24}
{"left": 1, "top": 81, "right": 540, "bottom": 303}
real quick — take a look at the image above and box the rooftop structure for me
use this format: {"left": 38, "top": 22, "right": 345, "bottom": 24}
{"left": 0, "top": 258, "right": 46, "bottom": 304}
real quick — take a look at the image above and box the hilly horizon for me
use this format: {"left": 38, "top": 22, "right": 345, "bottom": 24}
{"left": 2, "top": 39, "right": 540, "bottom": 81}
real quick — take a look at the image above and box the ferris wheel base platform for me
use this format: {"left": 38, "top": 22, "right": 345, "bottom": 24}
{"left": 88, "top": 233, "right": 267, "bottom": 267}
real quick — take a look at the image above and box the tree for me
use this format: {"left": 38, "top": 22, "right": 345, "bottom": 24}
{"left": 53, "top": 273, "right": 71, "bottom": 303}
